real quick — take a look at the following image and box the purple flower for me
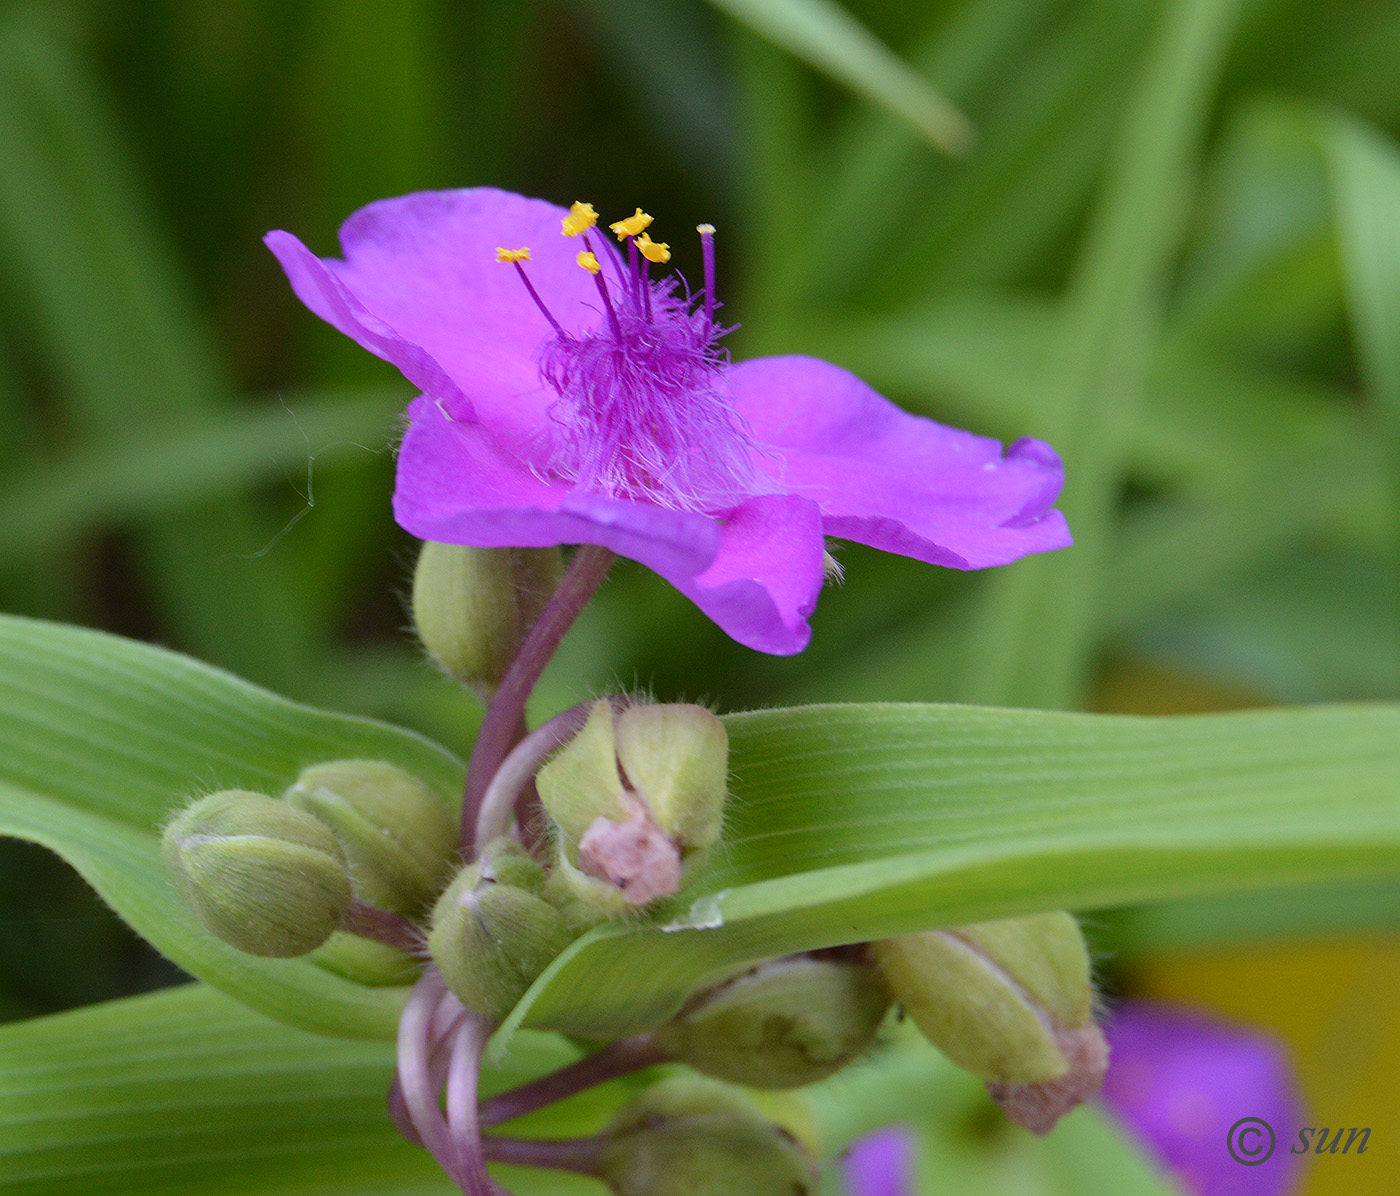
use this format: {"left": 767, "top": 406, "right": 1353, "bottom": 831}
{"left": 1101, "top": 1001, "right": 1306, "bottom": 1196}
{"left": 266, "top": 189, "right": 1070, "bottom": 654}
{"left": 844, "top": 1125, "right": 916, "bottom": 1196}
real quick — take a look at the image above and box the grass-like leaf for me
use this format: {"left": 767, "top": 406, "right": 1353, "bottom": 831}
{"left": 0, "top": 983, "right": 597, "bottom": 1196}
{"left": 705, "top": 0, "right": 974, "bottom": 153}
{"left": 0, "top": 615, "right": 462, "bottom": 1039}
{"left": 501, "top": 700, "right": 1400, "bottom": 1042}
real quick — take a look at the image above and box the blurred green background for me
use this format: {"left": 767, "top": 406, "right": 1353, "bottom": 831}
{"left": 0, "top": 1, "right": 1397, "bottom": 1191}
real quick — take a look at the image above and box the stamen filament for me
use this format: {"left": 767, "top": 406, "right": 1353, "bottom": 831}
{"left": 698, "top": 223, "right": 716, "bottom": 328}
{"left": 509, "top": 260, "right": 563, "bottom": 335}
{"left": 625, "top": 236, "right": 643, "bottom": 308}
{"left": 580, "top": 234, "right": 623, "bottom": 339}
{"left": 583, "top": 230, "right": 625, "bottom": 290}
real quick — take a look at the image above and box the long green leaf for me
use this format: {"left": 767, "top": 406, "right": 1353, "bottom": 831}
{"left": 0, "top": 17, "right": 317, "bottom": 691}
{"left": 7, "top": 616, "right": 1400, "bottom": 1054}
{"left": 0, "top": 983, "right": 598, "bottom": 1196}
{"left": 0, "top": 980, "right": 1173, "bottom": 1196}
{"left": 0, "top": 385, "right": 405, "bottom": 561}
{"left": 1321, "top": 112, "right": 1400, "bottom": 680}
{"left": 499, "top": 700, "right": 1400, "bottom": 1042}
{"left": 705, "top": 0, "right": 973, "bottom": 153}
{"left": 0, "top": 615, "right": 462, "bottom": 1039}
{"left": 964, "top": 0, "right": 1242, "bottom": 709}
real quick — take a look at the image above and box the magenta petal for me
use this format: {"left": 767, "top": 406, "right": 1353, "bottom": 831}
{"left": 663, "top": 494, "right": 826, "bottom": 655}
{"left": 1101, "top": 1001, "right": 1306, "bottom": 1196}
{"left": 266, "top": 189, "right": 613, "bottom": 434}
{"left": 844, "top": 1126, "right": 916, "bottom": 1196}
{"left": 265, "top": 228, "right": 476, "bottom": 417}
{"left": 395, "top": 398, "right": 823, "bottom": 652}
{"left": 393, "top": 397, "right": 721, "bottom": 579}
{"left": 731, "top": 356, "right": 1071, "bottom": 568}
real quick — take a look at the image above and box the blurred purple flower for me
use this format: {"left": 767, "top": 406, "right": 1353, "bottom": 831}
{"left": 844, "top": 1125, "right": 917, "bottom": 1196}
{"left": 267, "top": 189, "right": 1070, "bottom": 654}
{"left": 1101, "top": 1001, "right": 1306, "bottom": 1196}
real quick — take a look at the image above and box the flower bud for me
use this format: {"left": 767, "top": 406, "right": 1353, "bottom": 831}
{"left": 411, "top": 542, "right": 563, "bottom": 692}
{"left": 536, "top": 700, "right": 727, "bottom": 909}
{"left": 654, "top": 954, "right": 892, "bottom": 1088}
{"left": 426, "top": 838, "right": 573, "bottom": 1020}
{"left": 284, "top": 759, "right": 457, "bottom": 916}
{"left": 162, "top": 789, "right": 351, "bottom": 958}
{"left": 871, "top": 912, "right": 1108, "bottom": 1133}
{"left": 600, "top": 1077, "right": 819, "bottom": 1196}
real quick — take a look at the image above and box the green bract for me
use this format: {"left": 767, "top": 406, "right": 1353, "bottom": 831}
{"left": 5, "top": 618, "right": 1400, "bottom": 1046}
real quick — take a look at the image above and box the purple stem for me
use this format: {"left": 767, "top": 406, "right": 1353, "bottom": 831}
{"left": 389, "top": 991, "right": 469, "bottom": 1149}
{"left": 482, "top": 1134, "right": 607, "bottom": 1176}
{"left": 475, "top": 702, "right": 592, "bottom": 847}
{"left": 512, "top": 773, "right": 547, "bottom": 855}
{"left": 340, "top": 899, "right": 423, "bottom": 955}
{"left": 396, "top": 970, "right": 469, "bottom": 1187}
{"left": 479, "top": 1035, "right": 666, "bottom": 1128}
{"left": 460, "top": 544, "right": 616, "bottom": 849}
{"left": 446, "top": 1012, "right": 500, "bottom": 1195}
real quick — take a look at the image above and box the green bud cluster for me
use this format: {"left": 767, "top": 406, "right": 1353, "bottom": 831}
{"left": 599, "top": 1077, "right": 818, "bottom": 1196}
{"left": 426, "top": 837, "right": 574, "bottom": 1020}
{"left": 162, "top": 759, "right": 458, "bottom": 968}
{"left": 654, "top": 954, "right": 892, "bottom": 1088}
{"left": 411, "top": 542, "right": 563, "bottom": 693}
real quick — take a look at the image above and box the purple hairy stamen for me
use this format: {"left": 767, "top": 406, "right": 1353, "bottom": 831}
{"left": 537, "top": 257, "right": 758, "bottom": 512}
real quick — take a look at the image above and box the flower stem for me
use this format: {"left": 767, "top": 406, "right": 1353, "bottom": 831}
{"left": 474, "top": 702, "right": 592, "bottom": 847}
{"left": 396, "top": 970, "right": 467, "bottom": 1185}
{"left": 481, "top": 1134, "right": 608, "bottom": 1176}
{"left": 480, "top": 1035, "right": 666, "bottom": 1128}
{"left": 339, "top": 899, "right": 422, "bottom": 954}
{"left": 446, "top": 1012, "right": 500, "bottom": 1194}
{"left": 460, "top": 544, "right": 616, "bottom": 849}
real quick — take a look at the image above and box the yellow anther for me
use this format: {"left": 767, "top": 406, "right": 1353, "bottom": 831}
{"left": 562, "top": 201, "right": 598, "bottom": 237}
{"left": 697, "top": 223, "right": 716, "bottom": 236}
{"left": 576, "top": 250, "right": 601, "bottom": 274}
{"left": 495, "top": 247, "right": 531, "bottom": 263}
{"left": 635, "top": 232, "right": 671, "bottom": 264}
{"left": 609, "top": 207, "right": 653, "bottom": 240}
